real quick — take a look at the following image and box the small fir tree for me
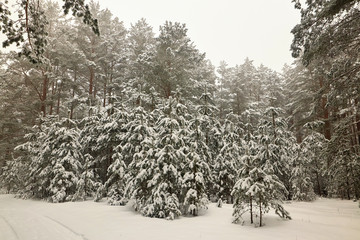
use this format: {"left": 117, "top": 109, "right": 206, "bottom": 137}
{"left": 181, "top": 115, "right": 212, "bottom": 216}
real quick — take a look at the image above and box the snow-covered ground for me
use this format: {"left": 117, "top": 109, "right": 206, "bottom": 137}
{"left": 0, "top": 194, "right": 359, "bottom": 240}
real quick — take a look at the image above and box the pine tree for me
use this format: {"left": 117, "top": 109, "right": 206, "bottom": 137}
{"left": 233, "top": 108, "right": 292, "bottom": 227}
{"left": 113, "top": 106, "right": 154, "bottom": 206}
{"left": 290, "top": 143, "right": 316, "bottom": 201}
{"left": 262, "top": 107, "right": 295, "bottom": 199}
{"left": 105, "top": 153, "right": 127, "bottom": 205}
{"left": 181, "top": 114, "right": 212, "bottom": 216}
{"left": 78, "top": 115, "right": 104, "bottom": 199}
{"left": 232, "top": 136, "right": 257, "bottom": 225}
{"left": 216, "top": 61, "right": 233, "bottom": 119}
{"left": 152, "top": 21, "right": 205, "bottom": 100}
{"left": 15, "top": 117, "right": 83, "bottom": 202}
{"left": 194, "top": 84, "right": 219, "bottom": 200}
{"left": 290, "top": 121, "right": 326, "bottom": 200}
{"left": 46, "top": 118, "right": 83, "bottom": 203}
{"left": 0, "top": 157, "right": 28, "bottom": 194}
{"left": 232, "top": 107, "right": 260, "bottom": 224}
{"left": 141, "top": 97, "right": 187, "bottom": 219}
{"left": 326, "top": 116, "right": 360, "bottom": 199}
{"left": 80, "top": 107, "right": 129, "bottom": 193}
{"left": 1, "top": 0, "right": 99, "bottom": 63}
{"left": 125, "top": 109, "right": 157, "bottom": 212}
{"left": 213, "top": 115, "right": 241, "bottom": 203}
{"left": 74, "top": 153, "right": 101, "bottom": 201}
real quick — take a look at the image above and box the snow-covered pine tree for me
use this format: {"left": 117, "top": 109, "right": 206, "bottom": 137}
{"left": 107, "top": 106, "right": 152, "bottom": 206}
{"left": 80, "top": 106, "right": 129, "bottom": 200}
{"left": 46, "top": 118, "right": 82, "bottom": 203}
{"left": 233, "top": 139, "right": 291, "bottom": 227}
{"left": 74, "top": 153, "right": 100, "bottom": 200}
{"left": 253, "top": 114, "right": 291, "bottom": 226}
{"left": 326, "top": 115, "right": 360, "bottom": 199}
{"left": 105, "top": 152, "right": 127, "bottom": 205}
{"left": 304, "top": 123, "right": 328, "bottom": 197}
{"left": 0, "top": 156, "right": 28, "bottom": 194}
{"left": 98, "top": 107, "right": 129, "bottom": 201}
{"left": 194, "top": 84, "right": 220, "bottom": 201}
{"left": 213, "top": 114, "right": 241, "bottom": 204}
{"left": 16, "top": 118, "right": 53, "bottom": 199}
{"left": 290, "top": 143, "right": 316, "bottom": 201}
{"left": 263, "top": 107, "right": 295, "bottom": 199}
{"left": 181, "top": 114, "right": 212, "bottom": 216}
{"left": 233, "top": 159, "right": 268, "bottom": 227}
{"left": 291, "top": 121, "right": 325, "bottom": 201}
{"left": 141, "top": 96, "right": 187, "bottom": 219}
{"left": 124, "top": 109, "right": 157, "bottom": 211}
{"left": 233, "top": 105, "right": 292, "bottom": 227}
{"left": 216, "top": 61, "right": 233, "bottom": 119}
{"left": 232, "top": 136, "right": 258, "bottom": 225}
{"left": 95, "top": 108, "right": 129, "bottom": 181}
{"left": 207, "top": 119, "right": 223, "bottom": 201}
{"left": 78, "top": 115, "right": 104, "bottom": 199}
{"left": 18, "top": 117, "right": 82, "bottom": 202}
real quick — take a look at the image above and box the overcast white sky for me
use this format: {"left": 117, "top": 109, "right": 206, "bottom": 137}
{"left": 1, "top": 0, "right": 301, "bottom": 72}
{"left": 98, "top": 0, "right": 301, "bottom": 72}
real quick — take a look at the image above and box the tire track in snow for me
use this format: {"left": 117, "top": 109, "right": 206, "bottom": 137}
{"left": 46, "top": 216, "right": 89, "bottom": 240}
{"left": 0, "top": 215, "right": 19, "bottom": 240}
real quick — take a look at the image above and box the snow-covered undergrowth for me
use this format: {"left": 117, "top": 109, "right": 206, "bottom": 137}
{"left": 0, "top": 194, "right": 359, "bottom": 240}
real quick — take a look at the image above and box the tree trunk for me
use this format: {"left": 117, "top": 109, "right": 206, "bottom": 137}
{"left": 89, "top": 66, "right": 94, "bottom": 95}
{"left": 165, "top": 85, "right": 171, "bottom": 99}
{"left": 318, "top": 77, "right": 331, "bottom": 140}
{"left": 259, "top": 196, "right": 262, "bottom": 227}
{"left": 103, "top": 79, "right": 107, "bottom": 108}
{"left": 70, "top": 69, "right": 77, "bottom": 119}
{"left": 250, "top": 196, "right": 253, "bottom": 224}
{"left": 40, "top": 75, "right": 48, "bottom": 117}
{"left": 315, "top": 170, "right": 322, "bottom": 196}
{"left": 295, "top": 113, "right": 302, "bottom": 143}
{"left": 56, "top": 80, "right": 61, "bottom": 115}
{"left": 357, "top": 112, "right": 360, "bottom": 145}
{"left": 346, "top": 175, "right": 351, "bottom": 200}
{"left": 49, "top": 81, "right": 55, "bottom": 115}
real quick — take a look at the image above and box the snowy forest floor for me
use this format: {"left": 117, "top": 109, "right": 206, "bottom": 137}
{"left": 0, "top": 194, "right": 359, "bottom": 240}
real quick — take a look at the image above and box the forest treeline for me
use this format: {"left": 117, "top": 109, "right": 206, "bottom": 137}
{"left": 0, "top": 0, "right": 359, "bottom": 226}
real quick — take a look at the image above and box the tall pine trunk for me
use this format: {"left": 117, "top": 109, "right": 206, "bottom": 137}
{"left": 40, "top": 74, "right": 48, "bottom": 117}
{"left": 250, "top": 196, "right": 253, "bottom": 224}
{"left": 259, "top": 194, "right": 262, "bottom": 227}
{"left": 318, "top": 77, "right": 331, "bottom": 140}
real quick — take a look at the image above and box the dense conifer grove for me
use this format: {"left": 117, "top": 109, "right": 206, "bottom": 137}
{"left": 1, "top": 0, "right": 359, "bottom": 227}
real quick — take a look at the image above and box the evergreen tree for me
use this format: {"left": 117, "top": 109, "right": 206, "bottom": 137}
{"left": 152, "top": 21, "right": 205, "bottom": 100}
{"left": 124, "top": 108, "right": 157, "bottom": 211}
{"left": 1, "top": 0, "right": 99, "bottom": 63}
{"left": 75, "top": 153, "right": 101, "bottom": 201}
{"left": 326, "top": 116, "right": 360, "bottom": 199}
{"left": 181, "top": 114, "right": 212, "bottom": 216}
{"left": 290, "top": 121, "right": 326, "bottom": 199}
{"left": 15, "top": 117, "right": 82, "bottom": 202}
{"left": 140, "top": 97, "right": 187, "bottom": 219}
{"left": 232, "top": 135, "right": 258, "bottom": 225}
{"left": 216, "top": 61, "right": 233, "bottom": 119}
{"left": 213, "top": 115, "right": 241, "bottom": 203}
{"left": 105, "top": 152, "right": 127, "bottom": 205}
{"left": 290, "top": 143, "right": 316, "bottom": 201}
{"left": 78, "top": 115, "right": 103, "bottom": 197}
{"left": 47, "top": 119, "right": 82, "bottom": 203}
{"left": 114, "top": 106, "right": 154, "bottom": 206}
{"left": 233, "top": 108, "right": 292, "bottom": 227}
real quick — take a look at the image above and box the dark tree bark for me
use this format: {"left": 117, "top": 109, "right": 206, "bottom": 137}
{"left": 40, "top": 73, "right": 48, "bottom": 117}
